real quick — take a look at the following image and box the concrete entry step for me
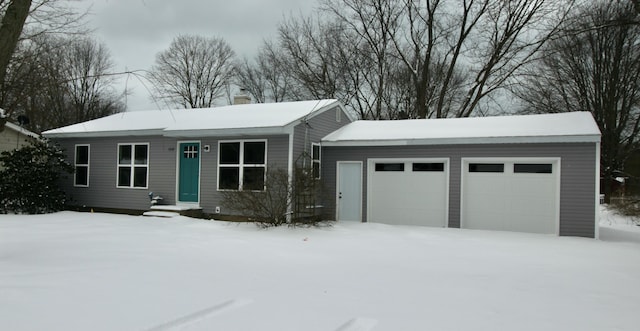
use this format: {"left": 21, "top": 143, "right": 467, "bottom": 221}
{"left": 144, "top": 205, "right": 204, "bottom": 218}
{"left": 142, "top": 210, "right": 181, "bottom": 218}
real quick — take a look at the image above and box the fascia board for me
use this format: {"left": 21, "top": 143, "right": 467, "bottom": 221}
{"left": 321, "top": 134, "right": 601, "bottom": 147}
{"left": 162, "top": 126, "right": 288, "bottom": 138}
{"left": 42, "top": 129, "right": 166, "bottom": 139}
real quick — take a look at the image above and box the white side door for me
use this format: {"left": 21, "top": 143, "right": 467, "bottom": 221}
{"left": 337, "top": 162, "right": 362, "bottom": 222}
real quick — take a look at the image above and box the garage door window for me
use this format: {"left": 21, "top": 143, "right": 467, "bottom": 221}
{"left": 469, "top": 163, "right": 504, "bottom": 173}
{"left": 413, "top": 163, "right": 444, "bottom": 172}
{"left": 375, "top": 163, "right": 404, "bottom": 171}
{"left": 514, "top": 163, "right": 552, "bottom": 174}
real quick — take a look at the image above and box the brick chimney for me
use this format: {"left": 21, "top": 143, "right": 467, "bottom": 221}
{"left": 233, "top": 88, "right": 251, "bottom": 105}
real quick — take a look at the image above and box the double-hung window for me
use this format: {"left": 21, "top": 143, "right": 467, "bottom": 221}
{"left": 218, "top": 140, "right": 266, "bottom": 191}
{"left": 74, "top": 144, "right": 89, "bottom": 187}
{"left": 311, "top": 143, "right": 321, "bottom": 179}
{"left": 117, "top": 143, "right": 149, "bottom": 188}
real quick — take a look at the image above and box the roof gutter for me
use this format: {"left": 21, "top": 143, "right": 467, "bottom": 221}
{"left": 321, "top": 134, "right": 602, "bottom": 147}
{"left": 42, "top": 129, "right": 167, "bottom": 139}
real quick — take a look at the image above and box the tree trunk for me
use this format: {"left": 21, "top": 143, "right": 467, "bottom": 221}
{"left": 0, "top": 0, "right": 32, "bottom": 128}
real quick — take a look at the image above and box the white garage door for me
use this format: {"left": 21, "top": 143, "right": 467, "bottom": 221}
{"left": 368, "top": 159, "right": 448, "bottom": 227}
{"left": 461, "top": 159, "right": 560, "bottom": 234}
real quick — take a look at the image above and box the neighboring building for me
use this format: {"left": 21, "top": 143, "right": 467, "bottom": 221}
{"left": 43, "top": 102, "right": 601, "bottom": 238}
{"left": 0, "top": 121, "right": 39, "bottom": 153}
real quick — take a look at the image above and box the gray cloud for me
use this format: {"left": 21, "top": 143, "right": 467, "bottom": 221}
{"left": 81, "top": 0, "right": 315, "bottom": 110}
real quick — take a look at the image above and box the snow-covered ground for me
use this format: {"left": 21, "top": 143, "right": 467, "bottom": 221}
{"left": 1, "top": 208, "right": 639, "bottom": 331}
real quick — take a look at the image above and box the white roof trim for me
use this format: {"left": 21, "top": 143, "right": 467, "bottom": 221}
{"left": 4, "top": 122, "right": 39, "bottom": 139}
{"left": 321, "top": 134, "right": 601, "bottom": 147}
{"left": 43, "top": 129, "right": 166, "bottom": 139}
{"left": 163, "top": 126, "right": 289, "bottom": 138}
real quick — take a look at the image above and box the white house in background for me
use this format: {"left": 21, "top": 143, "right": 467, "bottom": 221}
{"left": 42, "top": 101, "right": 602, "bottom": 238}
{"left": 0, "top": 120, "right": 39, "bottom": 152}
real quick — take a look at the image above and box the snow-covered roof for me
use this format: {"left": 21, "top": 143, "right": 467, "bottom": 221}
{"left": 4, "top": 121, "right": 39, "bottom": 139}
{"left": 322, "top": 111, "right": 601, "bottom": 146}
{"left": 42, "top": 99, "right": 342, "bottom": 138}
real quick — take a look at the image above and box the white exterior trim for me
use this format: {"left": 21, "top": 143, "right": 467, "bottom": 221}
{"left": 175, "top": 140, "right": 202, "bottom": 206}
{"left": 321, "top": 135, "right": 600, "bottom": 147}
{"left": 460, "top": 157, "right": 561, "bottom": 235}
{"left": 366, "top": 157, "right": 449, "bottom": 228}
{"left": 216, "top": 139, "right": 268, "bottom": 192}
{"left": 165, "top": 126, "right": 288, "bottom": 138}
{"left": 4, "top": 122, "right": 39, "bottom": 139}
{"left": 73, "top": 144, "right": 90, "bottom": 187}
{"left": 115, "top": 142, "right": 150, "bottom": 190}
{"left": 595, "top": 142, "right": 601, "bottom": 240}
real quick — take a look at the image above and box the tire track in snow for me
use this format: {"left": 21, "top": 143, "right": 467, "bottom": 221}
{"left": 145, "top": 298, "right": 253, "bottom": 331}
{"left": 335, "top": 317, "right": 378, "bottom": 331}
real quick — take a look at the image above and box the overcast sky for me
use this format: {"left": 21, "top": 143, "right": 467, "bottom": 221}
{"left": 81, "top": 0, "right": 316, "bottom": 111}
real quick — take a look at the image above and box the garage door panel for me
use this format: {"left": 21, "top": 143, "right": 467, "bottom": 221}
{"left": 465, "top": 211, "right": 506, "bottom": 231}
{"left": 368, "top": 160, "right": 448, "bottom": 227}
{"left": 462, "top": 160, "right": 559, "bottom": 234}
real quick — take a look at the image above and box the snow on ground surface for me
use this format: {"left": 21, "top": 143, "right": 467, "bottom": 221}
{"left": 1, "top": 208, "right": 639, "bottom": 331}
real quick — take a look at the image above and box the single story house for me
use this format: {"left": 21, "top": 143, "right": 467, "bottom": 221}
{"left": 42, "top": 99, "right": 353, "bottom": 215}
{"left": 42, "top": 101, "right": 601, "bottom": 238}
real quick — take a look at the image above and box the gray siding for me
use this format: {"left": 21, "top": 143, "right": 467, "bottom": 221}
{"left": 292, "top": 105, "right": 352, "bottom": 166}
{"left": 56, "top": 134, "right": 290, "bottom": 214}
{"left": 58, "top": 136, "right": 177, "bottom": 211}
{"left": 322, "top": 143, "right": 597, "bottom": 238}
{"left": 198, "top": 135, "right": 289, "bottom": 215}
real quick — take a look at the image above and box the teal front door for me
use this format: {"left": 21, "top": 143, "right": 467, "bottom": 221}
{"left": 179, "top": 142, "right": 200, "bottom": 202}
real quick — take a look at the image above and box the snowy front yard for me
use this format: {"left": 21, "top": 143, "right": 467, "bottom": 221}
{"left": 1, "top": 209, "right": 639, "bottom": 331}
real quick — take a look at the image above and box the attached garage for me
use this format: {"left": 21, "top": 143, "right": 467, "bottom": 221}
{"left": 321, "top": 111, "right": 601, "bottom": 238}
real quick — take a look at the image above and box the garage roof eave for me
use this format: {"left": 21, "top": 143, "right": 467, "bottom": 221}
{"left": 321, "top": 134, "right": 601, "bottom": 147}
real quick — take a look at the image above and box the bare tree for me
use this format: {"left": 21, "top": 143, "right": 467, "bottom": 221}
{"left": 235, "top": 41, "right": 292, "bottom": 103}
{"left": 7, "top": 35, "right": 123, "bottom": 132}
{"left": 515, "top": 0, "right": 640, "bottom": 201}
{"left": 274, "top": 16, "right": 355, "bottom": 102}
{"left": 148, "top": 35, "right": 235, "bottom": 109}
{"left": 0, "top": 0, "right": 88, "bottom": 116}
{"left": 321, "top": 0, "right": 403, "bottom": 119}
{"left": 290, "top": 0, "right": 572, "bottom": 119}
{"left": 632, "top": 0, "right": 640, "bottom": 15}
{"left": 0, "top": 0, "right": 32, "bottom": 129}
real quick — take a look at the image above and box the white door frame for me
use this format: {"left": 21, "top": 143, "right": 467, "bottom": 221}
{"left": 336, "top": 161, "right": 363, "bottom": 222}
{"left": 175, "top": 140, "right": 202, "bottom": 206}
{"left": 460, "top": 157, "right": 561, "bottom": 234}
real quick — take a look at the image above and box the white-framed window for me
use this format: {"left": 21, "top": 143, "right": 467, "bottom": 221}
{"left": 74, "top": 144, "right": 90, "bottom": 187}
{"left": 117, "top": 143, "right": 149, "bottom": 188}
{"left": 312, "top": 142, "right": 321, "bottom": 179}
{"left": 218, "top": 140, "right": 267, "bottom": 191}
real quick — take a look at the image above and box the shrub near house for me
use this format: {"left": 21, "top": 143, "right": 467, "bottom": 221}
{"left": 0, "top": 140, "right": 73, "bottom": 214}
